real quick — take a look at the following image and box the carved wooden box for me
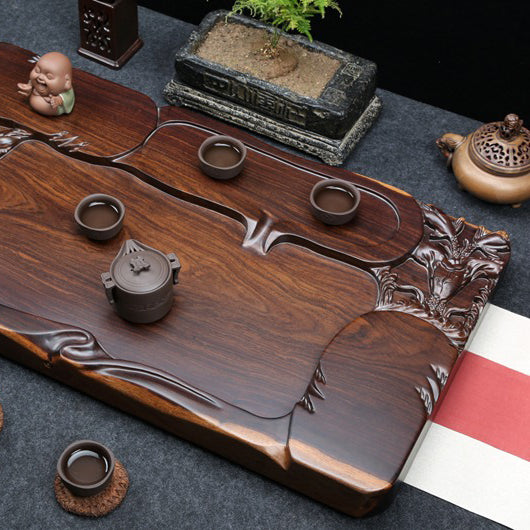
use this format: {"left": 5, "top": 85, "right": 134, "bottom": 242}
{"left": 0, "top": 43, "right": 510, "bottom": 517}
{"left": 78, "top": 0, "right": 143, "bottom": 69}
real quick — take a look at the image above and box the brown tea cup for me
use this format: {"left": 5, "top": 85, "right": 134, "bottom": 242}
{"left": 310, "top": 179, "right": 361, "bottom": 225}
{"left": 74, "top": 194, "right": 125, "bottom": 241}
{"left": 57, "top": 440, "right": 115, "bottom": 497}
{"left": 198, "top": 135, "right": 247, "bottom": 180}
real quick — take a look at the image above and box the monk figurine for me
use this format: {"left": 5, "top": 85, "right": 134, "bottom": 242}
{"left": 17, "top": 52, "right": 75, "bottom": 116}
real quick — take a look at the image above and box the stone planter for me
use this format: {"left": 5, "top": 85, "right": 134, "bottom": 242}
{"left": 164, "top": 10, "right": 381, "bottom": 165}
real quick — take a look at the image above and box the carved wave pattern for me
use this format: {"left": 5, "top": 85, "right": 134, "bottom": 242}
{"left": 0, "top": 127, "right": 32, "bottom": 155}
{"left": 416, "top": 363, "right": 449, "bottom": 414}
{"left": 0, "top": 119, "right": 89, "bottom": 155}
{"left": 20, "top": 324, "right": 222, "bottom": 409}
{"left": 298, "top": 361, "right": 326, "bottom": 413}
{"left": 49, "top": 131, "right": 89, "bottom": 153}
{"left": 374, "top": 202, "right": 510, "bottom": 351}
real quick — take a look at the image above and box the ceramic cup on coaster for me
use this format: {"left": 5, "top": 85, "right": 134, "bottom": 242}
{"left": 57, "top": 440, "right": 115, "bottom": 497}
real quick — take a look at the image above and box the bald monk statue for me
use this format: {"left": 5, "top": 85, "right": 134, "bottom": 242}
{"left": 17, "top": 52, "right": 75, "bottom": 116}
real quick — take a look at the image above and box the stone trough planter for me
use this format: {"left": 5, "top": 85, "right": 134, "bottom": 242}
{"left": 164, "top": 10, "right": 381, "bottom": 165}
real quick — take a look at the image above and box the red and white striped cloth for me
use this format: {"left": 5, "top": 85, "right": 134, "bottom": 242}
{"left": 404, "top": 304, "right": 530, "bottom": 529}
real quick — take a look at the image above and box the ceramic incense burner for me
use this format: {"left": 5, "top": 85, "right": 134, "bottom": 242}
{"left": 101, "top": 239, "right": 181, "bottom": 324}
{"left": 437, "top": 113, "right": 530, "bottom": 207}
{"left": 310, "top": 178, "right": 361, "bottom": 225}
{"left": 57, "top": 440, "right": 115, "bottom": 497}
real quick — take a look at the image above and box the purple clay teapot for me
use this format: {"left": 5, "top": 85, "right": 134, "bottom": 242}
{"left": 101, "top": 239, "right": 180, "bottom": 324}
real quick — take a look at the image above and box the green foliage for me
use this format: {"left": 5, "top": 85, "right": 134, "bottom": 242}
{"left": 230, "top": 0, "right": 342, "bottom": 44}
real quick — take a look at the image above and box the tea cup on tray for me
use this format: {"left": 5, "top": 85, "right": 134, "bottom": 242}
{"left": 310, "top": 179, "right": 361, "bottom": 225}
{"left": 198, "top": 135, "right": 247, "bottom": 180}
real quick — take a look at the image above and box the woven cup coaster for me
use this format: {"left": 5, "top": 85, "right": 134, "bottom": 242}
{"left": 54, "top": 460, "right": 129, "bottom": 517}
{"left": 0, "top": 403, "right": 3, "bottom": 434}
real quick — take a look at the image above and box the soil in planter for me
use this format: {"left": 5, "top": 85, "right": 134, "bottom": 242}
{"left": 196, "top": 21, "right": 341, "bottom": 99}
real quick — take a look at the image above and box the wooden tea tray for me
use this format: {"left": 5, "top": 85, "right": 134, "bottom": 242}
{"left": 0, "top": 43, "right": 511, "bottom": 516}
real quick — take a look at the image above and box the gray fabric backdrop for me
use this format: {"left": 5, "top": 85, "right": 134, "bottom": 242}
{"left": 0, "top": 1, "right": 524, "bottom": 528}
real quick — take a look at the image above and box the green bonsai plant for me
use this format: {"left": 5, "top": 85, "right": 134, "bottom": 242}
{"left": 230, "top": 0, "right": 342, "bottom": 55}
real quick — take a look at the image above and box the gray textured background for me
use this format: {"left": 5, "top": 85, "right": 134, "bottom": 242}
{"left": 0, "top": 1, "right": 524, "bottom": 528}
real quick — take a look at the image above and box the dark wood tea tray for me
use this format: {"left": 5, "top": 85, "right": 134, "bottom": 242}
{"left": 0, "top": 43, "right": 510, "bottom": 516}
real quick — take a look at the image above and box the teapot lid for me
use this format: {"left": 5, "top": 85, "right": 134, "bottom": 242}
{"left": 470, "top": 114, "right": 530, "bottom": 176}
{"left": 110, "top": 240, "right": 171, "bottom": 294}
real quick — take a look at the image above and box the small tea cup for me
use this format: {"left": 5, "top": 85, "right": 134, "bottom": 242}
{"left": 57, "top": 440, "right": 115, "bottom": 497}
{"left": 198, "top": 135, "right": 247, "bottom": 180}
{"left": 310, "top": 179, "right": 361, "bottom": 225}
{"left": 74, "top": 193, "right": 125, "bottom": 241}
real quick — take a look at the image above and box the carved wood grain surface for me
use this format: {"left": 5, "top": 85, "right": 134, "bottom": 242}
{"left": 0, "top": 45, "right": 511, "bottom": 517}
{"left": 0, "top": 141, "right": 379, "bottom": 418}
{"left": 123, "top": 111, "right": 425, "bottom": 265}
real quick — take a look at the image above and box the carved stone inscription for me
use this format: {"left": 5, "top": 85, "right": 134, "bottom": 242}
{"left": 203, "top": 72, "right": 307, "bottom": 126}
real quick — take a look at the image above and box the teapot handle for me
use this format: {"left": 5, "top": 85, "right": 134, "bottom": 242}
{"left": 101, "top": 272, "right": 116, "bottom": 304}
{"left": 167, "top": 253, "right": 181, "bottom": 285}
{"left": 436, "top": 133, "right": 465, "bottom": 167}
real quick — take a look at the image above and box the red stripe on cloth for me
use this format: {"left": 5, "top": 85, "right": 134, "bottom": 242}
{"left": 432, "top": 350, "right": 530, "bottom": 462}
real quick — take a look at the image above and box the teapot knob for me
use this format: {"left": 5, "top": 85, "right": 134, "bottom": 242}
{"left": 499, "top": 114, "right": 523, "bottom": 140}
